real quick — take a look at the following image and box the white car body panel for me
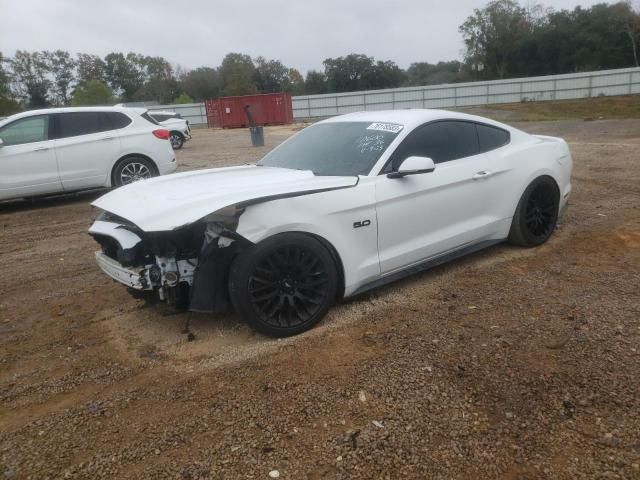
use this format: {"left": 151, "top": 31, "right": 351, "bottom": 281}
{"left": 91, "top": 165, "right": 358, "bottom": 232}
{"left": 88, "top": 109, "right": 572, "bottom": 305}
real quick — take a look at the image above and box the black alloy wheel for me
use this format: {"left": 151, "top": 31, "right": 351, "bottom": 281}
{"left": 509, "top": 176, "right": 560, "bottom": 247}
{"left": 229, "top": 233, "right": 338, "bottom": 337}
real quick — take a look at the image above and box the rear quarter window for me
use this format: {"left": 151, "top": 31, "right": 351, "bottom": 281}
{"left": 477, "top": 123, "right": 510, "bottom": 152}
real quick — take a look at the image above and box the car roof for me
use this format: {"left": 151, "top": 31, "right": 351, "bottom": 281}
{"left": 0, "top": 106, "right": 146, "bottom": 125}
{"left": 320, "top": 108, "right": 515, "bottom": 132}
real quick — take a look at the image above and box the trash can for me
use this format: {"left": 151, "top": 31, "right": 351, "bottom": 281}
{"left": 250, "top": 126, "right": 264, "bottom": 147}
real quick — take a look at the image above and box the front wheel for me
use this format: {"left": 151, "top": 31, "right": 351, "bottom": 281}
{"left": 229, "top": 233, "right": 338, "bottom": 337}
{"left": 170, "top": 132, "right": 184, "bottom": 149}
{"left": 508, "top": 176, "right": 560, "bottom": 247}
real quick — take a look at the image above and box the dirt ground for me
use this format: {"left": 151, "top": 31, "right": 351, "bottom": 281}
{"left": 0, "top": 118, "right": 639, "bottom": 480}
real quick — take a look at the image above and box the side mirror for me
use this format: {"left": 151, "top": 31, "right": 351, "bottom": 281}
{"left": 0, "top": 139, "right": 4, "bottom": 148}
{"left": 387, "top": 156, "right": 435, "bottom": 178}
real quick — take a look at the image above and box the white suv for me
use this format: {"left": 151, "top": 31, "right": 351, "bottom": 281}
{"left": 0, "top": 106, "right": 177, "bottom": 201}
{"left": 148, "top": 111, "right": 192, "bottom": 149}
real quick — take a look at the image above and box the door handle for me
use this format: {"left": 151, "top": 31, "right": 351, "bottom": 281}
{"left": 34, "top": 147, "right": 49, "bottom": 152}
{"left": 472, "top": 170, "right": 493, "bottom": 180}
{"left": 101, "top": 136, "right": 115, "bottom": 141}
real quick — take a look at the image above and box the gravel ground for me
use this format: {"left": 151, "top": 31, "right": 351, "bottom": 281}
{"left": 0, "top": 119, "right": 639, "bottom": 479}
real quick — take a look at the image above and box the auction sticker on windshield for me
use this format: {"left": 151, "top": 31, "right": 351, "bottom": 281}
{"left": 367, "top": 123, "right": 403, "bottom": 133}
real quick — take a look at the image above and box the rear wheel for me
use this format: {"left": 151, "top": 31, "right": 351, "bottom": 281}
{"left": 112, "top": 157, "right": 156, "bottom": 187}
{"left": 229, "top": 233, "right": 338, "bottom": 337}
{"left": 508, "top": 176, "right": 560, "bottom": 247}
{"left": 170, "top": 132, "right": 184, "bottom": 149}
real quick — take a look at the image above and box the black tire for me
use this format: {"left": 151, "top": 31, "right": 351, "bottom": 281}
{"left": 170, "top": 132, "right": 184, "bottom": 150}
{"left": 508, "top": 176, "right": 560, "bottom": 247}
{"left": 112, "top": 157, "right": 157, "bottom": 187}
{"left": 229, "top": 233, "right": 338, "bottom": 337}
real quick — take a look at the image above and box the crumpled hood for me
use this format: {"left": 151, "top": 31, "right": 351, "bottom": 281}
{"left": 92, "top": 165, "right": 357, "bottom": 232}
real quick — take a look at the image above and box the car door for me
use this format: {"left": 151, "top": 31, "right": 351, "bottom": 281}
{"left": 0, "top": 114, "right": 62, "bottom": 200}
{"left": 53, "top": 111, "right": 122, "bottom": 191}
{"left": 375, "top": 120, "right": 497, "bottom": 274}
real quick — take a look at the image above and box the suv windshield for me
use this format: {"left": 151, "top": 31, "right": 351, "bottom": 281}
{"left": 258, "top": 122, "right": 402, "bottom": 176}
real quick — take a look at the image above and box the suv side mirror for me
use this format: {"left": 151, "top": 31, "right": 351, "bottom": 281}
{"left": 0, "top": 138, "right": 4, "bottom": 148}
{"left": 387, "top": 156, "right": 435, "bottom": 178}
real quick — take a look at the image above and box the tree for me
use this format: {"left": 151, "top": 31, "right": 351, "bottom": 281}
{"left": 0, "top": 52, "right": 21, "bottom": 115}
{"left": 459, "top": 0, "right": 530, "bottom": 79}
{"left": 76, "top": 53, "right": 106, "bottom": 86}
{"left": 180, "top": 67, "right": 221, "bottom": 101}
{"left": 44, "top": 50, "right": 75, "bottom": 105}
{"left": 71, "top": 80, "right": 113, "bottom": 106}
{"left": 10, "top": 50, "right": 51, "bottom": 107}
{"left": 104, "top": 52, "right": 145, "bottom": 101}
{"left": 406, "top": 61, "right": 465, "bottom": 86}
{"left": 219, "top": 53, "right": 257, "bottom": 96}
{"left": 0, "top": 52, "right": 11, "bottom": 98}
{"left": 173, "top": 92, "right": 193, "bottom": 104}
{"left": 369, "top": 60, "right": 405, "bottom": 89}
{"left": 254, "top": 57, "right": 288, "bottom": 92}
{"left": 323, "top": 54, "right": 375, "bottom": 92}
{"left": 304, "top": 70, "right": 327, "bottom": 94}
{"left": 286, "top": 68, "right": 305, "bottom": 95}
{"left": 612, "top": 1, "right": 640, "bottom": 67}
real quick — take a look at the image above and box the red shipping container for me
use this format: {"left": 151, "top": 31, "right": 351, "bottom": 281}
{"left": 205, "top": 92, "right": 293, "bottom": 129}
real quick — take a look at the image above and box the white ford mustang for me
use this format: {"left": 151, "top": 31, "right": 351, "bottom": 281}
{"left": 89, "top": 109, "right": 572, "bottom": 336}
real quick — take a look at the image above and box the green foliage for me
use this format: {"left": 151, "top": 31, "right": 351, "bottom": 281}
{"left": 76, "top": 53, "right": 106, "bottom": 86}
{"left": 180, "top": 67, "right": 220, "bottom": 101}
{"left": 173, "top": 92, "right": 193, "bottom": 104}
{"left": 407, "top": 61, "right": 467, "bottom": 86}
{"left": 10, "top": 50, "right": 51, "bottom": 107}
{"left": 254, "top": 57, "right": 289, "bottom": 92}
{"left": 322, "top": 54, "right": 404, "bottom": 93}
{"left": 219, "top": 53, "right": 257, "bottom": 96}
{"left": 304, "top": 70, "right": 327, "bottom": 94}
{"left": 71, "top": 80, "right": 113, "bottom": 106}
{"left": 460, "top": 0, "right": 640, "bottom": 78}
{"left": 44, "top": 50, "right": 76, "bottom": 105}
{"left": 286, "top": 68, "right": 305, "bottom": 95}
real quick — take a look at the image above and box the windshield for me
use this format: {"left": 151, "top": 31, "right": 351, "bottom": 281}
{"left": 258, "top": 121, "right": 402, "bottom": 176}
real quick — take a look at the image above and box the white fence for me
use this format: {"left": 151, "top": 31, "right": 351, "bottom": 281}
{"left": 292, "top": 67, "right": 640, "bottom": 119}
{"left": 153, "top": 67, "right": 640, "bottom": 126}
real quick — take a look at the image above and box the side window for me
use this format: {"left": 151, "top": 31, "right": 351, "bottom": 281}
{"left": 0, "top": 115, "right": 50, "bottom": 146}
{"left": 56, "top": 112, "right": 108, "bottom": 139}
{"left": 151, "top": 114, "right": 168, "bottom": 122}
{"left": 103, "top": 112, "right": 132, "bottom": 130}
{"left": 388, "top": 121, "right": 479, "bottom": 171}
{"left": 477, "top": 123, "right": 510, "bottom": 152}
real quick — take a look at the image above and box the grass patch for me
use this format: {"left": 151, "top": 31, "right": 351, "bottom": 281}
{"left": 474, "top": 94, "right": 640, "bottom": 121}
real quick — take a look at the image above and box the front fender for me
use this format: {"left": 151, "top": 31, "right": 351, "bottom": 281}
{"left": 236, "top": 180, "right": 381, "bottom": 296}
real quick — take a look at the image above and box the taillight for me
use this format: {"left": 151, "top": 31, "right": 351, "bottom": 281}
{"left": 152, "top": 129, "right": 170, "bottom": 140}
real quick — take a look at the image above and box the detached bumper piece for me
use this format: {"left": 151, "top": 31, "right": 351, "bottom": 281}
{"left": 95, "top": 251, "right": 148, "bottom": 290}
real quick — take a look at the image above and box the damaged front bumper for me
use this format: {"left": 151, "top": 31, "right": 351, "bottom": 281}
{"left": 89, "top": 211, "right": 245, "bottom": 312}
{"left": 94, "top": 250, "right": 196, "bottom": 296}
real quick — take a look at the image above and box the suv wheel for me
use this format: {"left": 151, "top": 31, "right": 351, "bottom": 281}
{"left": 170, "top": 132, "right": 184, "bottom": 149}
{"left": 113, "top": 157, "right": 156, "bottom": 187}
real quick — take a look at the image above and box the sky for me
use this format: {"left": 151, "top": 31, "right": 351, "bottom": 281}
{"left": 0, "top": 0, "right": 613, "bottom": 73}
